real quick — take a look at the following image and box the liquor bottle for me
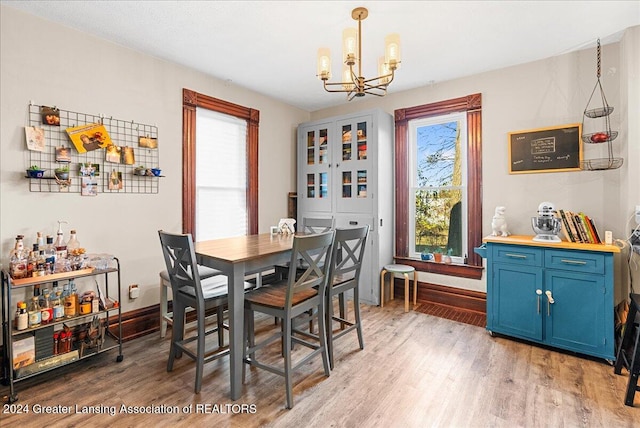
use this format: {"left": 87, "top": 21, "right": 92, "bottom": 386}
{"left": 36, "top": 250, "right": 47, "bottom": 276}
{"left": 27, "top": 244, "right": 38, "bottom": 277}
{"left": 9, "top": 235, "right": 27, "bottom": 279}
{"left": 52, "top": 291, "right": 65, "bottom": 320}
{"left": 28, "top": 296, "right": 41, "bottom": 328}
{"left": 39, "top": 286, "right": 49, "bottom": 308}
{"left": 64, "top": 280, "right": 77, "bottom": 318}
{"left": 54, "top": 221, "right": 68, "bottom": 261}
{"left": 40, "top": 293, "right": 53, "bottom": 324}
{"left": 44, "top": 235, "right": 56, "bottom": 273}
{"left": 16, "top": 302, "right": 28, "bottom": 331}
{"left": 36, "top": 231, "right": 44, "bottom": 248}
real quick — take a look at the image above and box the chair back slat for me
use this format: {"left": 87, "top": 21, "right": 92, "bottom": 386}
{"left": 158, "top": 230, "right": 204, "bottom": 302}
{"left": 285, "top": 230, "right": 335, "bottom": 308}
{"left": 328, "top": 226, "right": 369, "bottom": 286}
{"left": 301, "top": 217, "right": 335, "bottom": 234}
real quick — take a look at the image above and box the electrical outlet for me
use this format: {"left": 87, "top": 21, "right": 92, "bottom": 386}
{"left": 129, "top": 284, "right": 139, "bottom": 299}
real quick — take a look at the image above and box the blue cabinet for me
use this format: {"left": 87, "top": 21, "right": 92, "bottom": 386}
{"left": 485, "top": 237, "right": 616, "bottom": 361}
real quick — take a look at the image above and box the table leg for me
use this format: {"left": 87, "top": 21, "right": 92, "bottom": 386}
{"left": 229, "top": 263, "right": 245, "bottom": 400}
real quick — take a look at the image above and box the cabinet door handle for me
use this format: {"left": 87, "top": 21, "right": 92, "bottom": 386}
{"left": 505, "top": 253, "right": 527, "bottom": 259}
{"left": 545, "top": 290, "right": 554, "bottom": 316}
{"left": 560, "top": 259, "right": 587, "bottom": 265}
{"left": 536, "top": 289, "right": 542, "bottom": 313}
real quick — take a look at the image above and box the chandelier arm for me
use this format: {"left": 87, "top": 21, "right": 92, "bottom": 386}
{"left": 323, "top": 81, "right": 356, "bottom": 93}
{"left": 361, "top": 71, "right": 394, "bottom": 85}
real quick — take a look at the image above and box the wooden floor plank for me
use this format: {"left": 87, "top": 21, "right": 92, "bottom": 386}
{"left": 2, "top": 300, "right": 638, "bottom": 427}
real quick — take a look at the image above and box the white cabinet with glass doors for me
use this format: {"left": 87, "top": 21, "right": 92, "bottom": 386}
{"left": 297, "top": 110, "right": 393, "bottom": 305}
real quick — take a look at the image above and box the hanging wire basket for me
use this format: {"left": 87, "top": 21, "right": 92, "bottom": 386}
{"left": 580, "top": 157, "right": 623, "bottom": 171}
{"left": 581, "top": 39, "right": 622, "bottom": 171}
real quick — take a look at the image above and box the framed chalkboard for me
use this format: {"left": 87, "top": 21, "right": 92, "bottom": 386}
{"left": 508, "top": 124, "right": 582, "bottom": 174}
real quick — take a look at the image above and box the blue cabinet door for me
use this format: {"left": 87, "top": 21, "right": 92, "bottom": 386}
{"left": 489, "top": 263, "right": 543, "bottom": 341}
{"left": 544, "top": 270, "right": 611, "bottom": 359}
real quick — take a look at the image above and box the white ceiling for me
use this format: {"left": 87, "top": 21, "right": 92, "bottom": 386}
{"left": 3, "top": 1, "right": 639, "bottom": 111}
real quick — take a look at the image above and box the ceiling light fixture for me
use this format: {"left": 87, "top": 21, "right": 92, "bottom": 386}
{"left": 317, "top": 7, "right": 401, "bottom": 100}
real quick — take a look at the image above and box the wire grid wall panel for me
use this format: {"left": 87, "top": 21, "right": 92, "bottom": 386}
{"left": 26, "top": 104, "right": 160, "bottom": 194}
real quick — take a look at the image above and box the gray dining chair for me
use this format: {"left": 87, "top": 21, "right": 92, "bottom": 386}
{"left": 325, "top": 225, "right": 369, "bottom": 369}
{"left": 158, "top": 230, "right": 253, "bottom": 393}
{"left": 243, "top": 230, "right": 335, "bottom": 409}
{"left": 274, "top": 216, "right": 335, "bottom": 281}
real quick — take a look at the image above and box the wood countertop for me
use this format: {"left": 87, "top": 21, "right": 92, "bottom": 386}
{"left": 482, "top": 235, "right": 620, "bottom": 253}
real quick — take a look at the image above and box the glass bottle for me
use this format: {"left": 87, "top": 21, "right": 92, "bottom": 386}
{"left": 39, "top": 286, "right": 49, "bottom": 308}
{"left": 54, "top": 222, "right": 67, "bottom": 261}
{"left": 37, "top": 250, "right": 47, "bottom": 276}
{"left": 16, "top": 302, "right": 28, "bottom": 331}
{"left": 36, "top": 231, "right": 44, "bottom": 248}
{"left": 66, "top": 230, "right": 80, "bottom": 252}
{"left": 27, "top": 244, "right": 38, "bottom": 277}
{"left": 40, "top": 293, "right": 53, "bottom": 324}
{"left": 28, "top": 296, "right": 41, "bottom": 328}
{"left": 64, "top": 280, "right": 77, "bottom": 318}
{"left": 44, "top": 235, "right": 56, "bottom": 273}
{"left": 9, "top": 235, "right": 28, "bottom": 279}
{"left": 52, "top": 291, "right": 65, "bottom": 320}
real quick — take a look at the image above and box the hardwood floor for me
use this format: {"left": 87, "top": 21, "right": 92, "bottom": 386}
{"left": 2, "top": 300, "right": 638, "bottom": 427}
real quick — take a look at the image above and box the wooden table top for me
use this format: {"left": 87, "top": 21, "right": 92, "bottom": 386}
{"left": 195, "top": 233, "right": 295, "bottom": 263}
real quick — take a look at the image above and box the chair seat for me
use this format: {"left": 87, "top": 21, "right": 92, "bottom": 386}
{"left": 178, "top": 275, "right": 254, "bottom": 300}
{"left": 160, "top": 265, "right": 221, "bottom": 283}
{"left": 383, "top": 264, "right": 415, "bottom": 274}
{"left": 244, "top": 281, "right": 318, "bottom": 309}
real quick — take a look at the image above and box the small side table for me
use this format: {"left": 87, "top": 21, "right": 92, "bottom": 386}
{"left": 380, "top": 264, "right": 417, "bottom": 313}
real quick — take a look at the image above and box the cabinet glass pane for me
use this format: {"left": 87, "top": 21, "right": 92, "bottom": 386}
{"left": 357, "top": 170, "right": 367, "bottom": 197}
{"left": 307, "top": 131, "right": 314, "bottom": 165}
{"left": 342, "top": 124, "right": 352, "bottom": 161}
{"left": 357, "top": 121, "right": 367, "bottom": 160}
{"left": 307, "top": 173, "right": 315, "bottom": 198}
{"left": 319, "top": 172, "right": 328, "bottom": 198}
{"left": 342, "top": 171, "right": 352, "bottom": 198}
{"left": 319, "top": 128, "right": 328, "bottom": 164}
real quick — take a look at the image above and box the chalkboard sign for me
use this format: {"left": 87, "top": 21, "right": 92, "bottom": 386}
{"left": 508, "top": 124, "right": 582, "bottom": 174}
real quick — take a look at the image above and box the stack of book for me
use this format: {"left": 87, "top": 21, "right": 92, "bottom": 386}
{"left": 556, "top": 209, "right": 603, "bottom": 244}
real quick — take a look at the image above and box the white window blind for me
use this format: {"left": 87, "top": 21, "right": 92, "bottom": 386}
{"left": 195, "top": 107, "right": 247, "bottom": 241}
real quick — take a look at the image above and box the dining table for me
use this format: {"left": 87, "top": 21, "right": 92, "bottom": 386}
{"left": 194, "top": 232, "right": 295, "bottom": 400}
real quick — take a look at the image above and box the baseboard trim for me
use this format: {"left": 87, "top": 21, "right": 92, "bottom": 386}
{"left": 394, "top": 278, "right": 486, "bottom": 314}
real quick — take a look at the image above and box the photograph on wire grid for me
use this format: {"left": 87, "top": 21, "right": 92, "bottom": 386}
{"left": 25, "top": 126, "right": 45, "bottom": 152}
{"left": 79, "top": 163, "right": 100, "bottom": 177}
{"left": 81, "top": 176, "right": 98, "bottom": 196}
{"left": 55, "top": 146, "right": 71, "bottom": 163}
{"left": 105, "top": 144, "right": 122, "bottom": 163}
{"left": 66, "top": 123, "right": 112, "bottom": 154}
{"left": 41, "top": 106, "right": 60, "bottom": 126}
{"left": 139, "top": 136, "right": 157, "bottom": 149}
{"left": 121, "top": 146, "right": 135, "bottom": 165}
{"left": 108, "top": 170, "right": 123, "bottom": 190}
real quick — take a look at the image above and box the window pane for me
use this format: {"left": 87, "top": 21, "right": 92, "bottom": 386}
{"left": 195, "top": 108, "right": 247, "bottom": 241}
{"left": 415, "top": 121, "right": 460, "bottom": 187}
{"left": 414, "top": 189, "right": 463, "bottom": 257}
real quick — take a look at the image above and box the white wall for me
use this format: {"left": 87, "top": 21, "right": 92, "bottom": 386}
{"left": 1, "top": 5, "right": 637, "bottom": 312}
{"left": 313, "top": 26, "right": 640, "bottom": 293}
{"left": 0, "top": 6, "right": 309, "bottom": 318}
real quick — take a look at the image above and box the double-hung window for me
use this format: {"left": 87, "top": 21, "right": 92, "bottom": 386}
{"left": 409, "top": 112, "right": 467, "bottom": 262}
{"left": 395, "top": 94, "right": 483, "bottom": 277}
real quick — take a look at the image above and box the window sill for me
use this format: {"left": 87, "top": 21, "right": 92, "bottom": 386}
{"left": 393, "top": 256, "right": 484, "bottom": 280}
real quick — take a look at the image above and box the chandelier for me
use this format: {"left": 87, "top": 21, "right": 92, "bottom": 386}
{"left": 317, "top": 7, "right": 401, "bottom": 100}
